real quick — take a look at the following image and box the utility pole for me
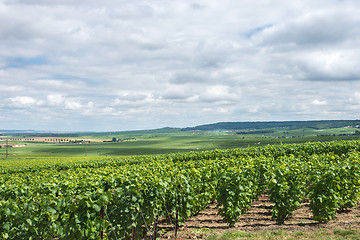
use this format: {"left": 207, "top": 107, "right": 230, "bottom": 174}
{"left": 85, "top": 142, "right": 88, "bottom": 157}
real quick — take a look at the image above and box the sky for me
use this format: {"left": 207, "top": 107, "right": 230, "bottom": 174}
{"left": 1, "top": 0, "right": 360, "bottom": 131}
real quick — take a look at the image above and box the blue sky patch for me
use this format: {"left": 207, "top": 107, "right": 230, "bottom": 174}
{"left": 7, "top": 57, "right": 47, "bottom": 68}
{"left": 246, "top": 24, "right": 273, "bottom": 38}
{"left": 54, "top": 74, "right": 75, "bottom": 80}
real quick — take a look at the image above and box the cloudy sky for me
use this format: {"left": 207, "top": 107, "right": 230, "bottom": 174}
{"left": 1, "top": 0, "right": 360, "bottom": 131}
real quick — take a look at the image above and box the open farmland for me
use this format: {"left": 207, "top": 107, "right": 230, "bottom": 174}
{"left": 1, "top": 122, "right": 360, "bottom": 159}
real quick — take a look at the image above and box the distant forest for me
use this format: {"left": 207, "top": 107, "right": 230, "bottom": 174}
{"left": 181, "top": 120, "right": 360, "bottom": 131}
{"left": 2, "top": 120, "right": 360, "bottom": 137}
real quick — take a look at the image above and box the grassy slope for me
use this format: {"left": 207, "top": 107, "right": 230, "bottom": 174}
{"left": 1, "top": 126, "right": 359, "bottom": 159}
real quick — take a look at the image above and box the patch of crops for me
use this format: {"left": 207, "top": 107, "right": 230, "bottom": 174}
{"left": 1, "top": 140, "right": 359, "bottom": 239}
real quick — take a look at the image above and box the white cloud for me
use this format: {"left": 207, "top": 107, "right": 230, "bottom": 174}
{"left": 9, "top": 96, "right": 40, "bottom": 106}
{"left": 47, "top": 94, "right": 65, "bottom": 106}
{"left": 0, "top": 85, "right": 25, "bottom": 92}
{"left": 46, "top": 94, "right": 82, "bottom": 110}
{"left": 199, "top": 85, "right": 240, "bottom": 103}
{"left": 253, "top": 10, "right": 358, "bottom": 47}
{"left": 312, "top": 99, "right": 327, "bottom": 106}
{"left": 294, "top": 50, "right": 360, "bottom": 81}
{"left": 1, "top": 0, "right": 360, "bottom": 131}
{"left": 65, "top": 100, "right": 82, "bottom": 110}
{"left": 350, "top": 92, "right": 360, "bottom": 103}
{"left": 102, "top": 107, "right": 113, "bottom": 113}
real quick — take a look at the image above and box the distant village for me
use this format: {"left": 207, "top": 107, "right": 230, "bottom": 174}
{"left": 0, "top": 137, "right": 136, "bottom": 148}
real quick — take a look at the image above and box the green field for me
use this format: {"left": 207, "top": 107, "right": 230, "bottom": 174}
{"left": 1, "top": 125, "right": 360, "bottom": 160}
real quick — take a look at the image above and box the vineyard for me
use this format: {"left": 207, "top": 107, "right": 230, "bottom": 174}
{"left": 1, "top": 140, "right": 360, "bottom": 239}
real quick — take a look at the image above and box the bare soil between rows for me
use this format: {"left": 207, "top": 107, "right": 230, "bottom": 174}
{"left": 154, "top": 195, "right": 360, "bottom": 239}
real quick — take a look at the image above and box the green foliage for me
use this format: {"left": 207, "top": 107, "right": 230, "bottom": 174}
{"left": 307, "top": 153, "right": 360, "bottom": 222}
{"left": 216, "top": 166, "right": 254, "bottom": 227}
{"left": 0, "top": 140, "right": 360, "bottom": 238}
{"left": 268, "top": 156, "right": 306, "bottom": 224}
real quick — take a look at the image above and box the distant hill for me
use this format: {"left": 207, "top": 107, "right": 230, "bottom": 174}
{"left": 2, "top": 120, "right": 359, "bottom": 136}
{"left": 0, "top": 130, "right": 36, "bottom": 133}
{"left": 181, "top": 120, "right": 360, "bottom": 131}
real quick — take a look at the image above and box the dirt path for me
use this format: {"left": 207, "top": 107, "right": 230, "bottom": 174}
{"left": 155, "top": 195, "right": 360, "bottom": 239}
